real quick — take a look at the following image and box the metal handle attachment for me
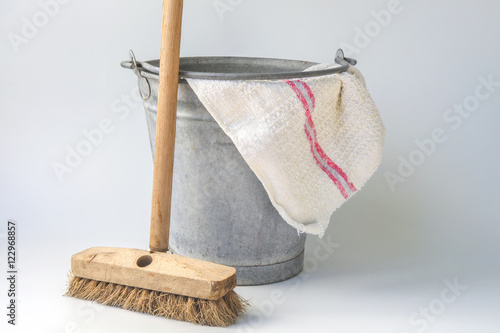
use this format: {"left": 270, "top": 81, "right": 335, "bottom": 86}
{"left": 123, "top": 50, "right": 151, "bottom": 100}
{"left": 335, "top": 49, "right": 357, "bottom": 66}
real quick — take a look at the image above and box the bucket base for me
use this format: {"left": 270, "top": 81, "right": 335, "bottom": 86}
{"left": 234, "top": 251, "right": 304, "bottom": 286}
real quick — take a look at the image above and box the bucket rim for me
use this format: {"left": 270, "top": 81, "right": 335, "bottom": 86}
{"left": 121, "top": 49, "right": 357, "bottom": 81}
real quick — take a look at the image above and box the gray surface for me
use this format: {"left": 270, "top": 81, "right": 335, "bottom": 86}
{"left": 135, "top": 57, "right": 311, "bottom": 285}
{"left": 2, "top": 1, "right": 500, "bottom": 331}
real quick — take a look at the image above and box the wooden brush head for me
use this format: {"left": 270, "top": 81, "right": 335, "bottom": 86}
{"left": 71, "top": 247, "right": 237, "bottom": 300}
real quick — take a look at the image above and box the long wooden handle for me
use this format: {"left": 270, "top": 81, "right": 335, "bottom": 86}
{"left": 150, "top": 0, "right": 183, "bottom": 252}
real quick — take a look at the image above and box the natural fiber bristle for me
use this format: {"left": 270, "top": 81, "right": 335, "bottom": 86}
{"left": 65, "top": 274, "right": 248, "bottom": 327}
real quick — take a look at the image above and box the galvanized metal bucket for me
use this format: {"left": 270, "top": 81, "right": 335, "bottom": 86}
{"left": 121, "top": 51, "right": 354, "bottom": 285}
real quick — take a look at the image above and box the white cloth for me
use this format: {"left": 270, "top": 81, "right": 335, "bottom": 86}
{"left": 186, "top": 66, "right": 384, "bottom": 236}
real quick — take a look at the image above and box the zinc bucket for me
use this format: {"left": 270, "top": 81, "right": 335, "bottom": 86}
{"left": 121, "top": 53, "right": 348, "bottom": 285}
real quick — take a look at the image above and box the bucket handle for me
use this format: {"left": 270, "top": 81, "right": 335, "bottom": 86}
{"left": 121, "top": 50, "right": 152, "bottom": 100}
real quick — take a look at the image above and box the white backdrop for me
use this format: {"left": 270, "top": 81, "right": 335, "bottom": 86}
{"left": 1, "top": 1, "right": 499, "bottom": 332}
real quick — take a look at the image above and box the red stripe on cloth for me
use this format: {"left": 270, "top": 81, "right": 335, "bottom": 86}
{"left": 304, "top": 125, "right": 349, "bottom": 199}
{"left": 296, "top": 80, "right": 316, "bottom": 108}
{"left": 285, "top": 80, "right": 349, "bottom": 199}
{"left": 295, "top": 80, "right": 357, "bottom": 193}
